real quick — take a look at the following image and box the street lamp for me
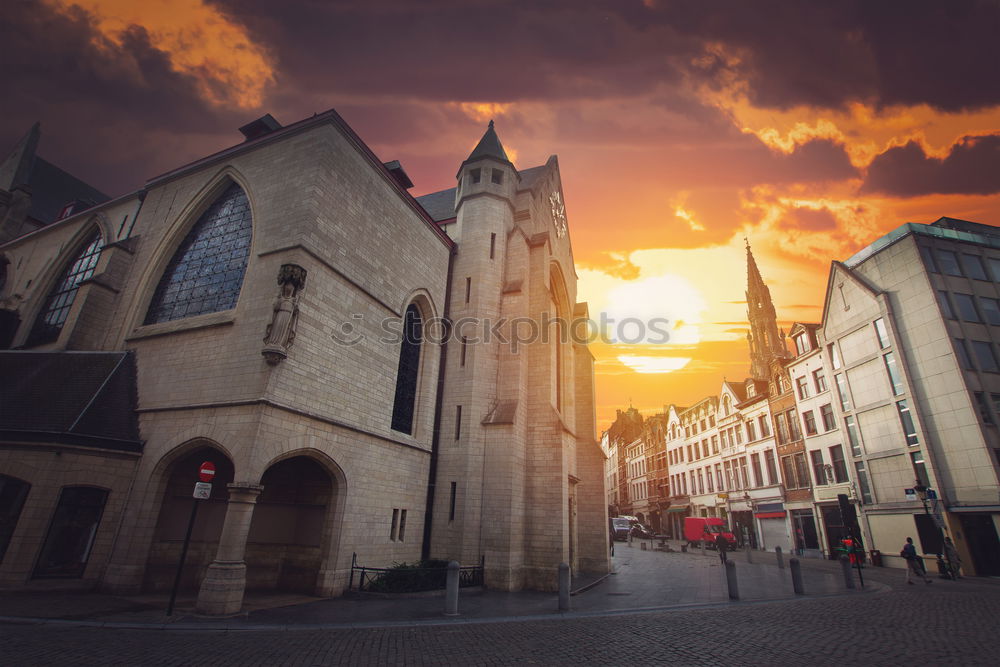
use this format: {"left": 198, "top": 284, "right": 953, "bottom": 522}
{"left": 913, "top": 479, "right": 951, "bottom": 578}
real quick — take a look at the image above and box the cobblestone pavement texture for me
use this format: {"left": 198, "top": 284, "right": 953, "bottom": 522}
{"left": 2, "top": 542, "right": 998, "bottom": 665}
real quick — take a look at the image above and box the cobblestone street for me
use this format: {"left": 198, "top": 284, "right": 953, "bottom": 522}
{"left": 2, "top": 546, "right": 999, "bottom": 665}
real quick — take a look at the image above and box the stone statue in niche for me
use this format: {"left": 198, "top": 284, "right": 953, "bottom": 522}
{"left": 262, "top": 264, "right": 306, "bottom": 365}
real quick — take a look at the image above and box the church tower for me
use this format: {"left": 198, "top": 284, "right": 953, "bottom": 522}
{"left": 746, "top": 242, "right": 789, "bottom": 380}
{"left": 427, "top": 121, "right": 609, "bottom": 591}
{"left": 431, "top": 120, "right": 520, "bottom": 576}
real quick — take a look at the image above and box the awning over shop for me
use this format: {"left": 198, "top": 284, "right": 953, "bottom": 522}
{"left": 666, "top": 505, "right": 691, "bottom": 513}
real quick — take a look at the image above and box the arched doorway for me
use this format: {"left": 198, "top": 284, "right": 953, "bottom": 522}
{"left": 144, "top": 446, "right": 234, "bottom": 591}
{"left": 245, "top": 456, "right": 334, "bottom": 594}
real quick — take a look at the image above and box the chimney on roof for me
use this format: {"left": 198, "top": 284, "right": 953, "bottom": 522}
{"left": 383, "top": 160, "right": 414, "bottom": 189}
{"left": 238, "top": 114, "right": 282, "bottom": 141}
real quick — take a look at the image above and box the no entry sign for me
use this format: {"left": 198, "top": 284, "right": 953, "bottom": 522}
{"left": 198, "top": 461, "right": 216, "bottom": 483}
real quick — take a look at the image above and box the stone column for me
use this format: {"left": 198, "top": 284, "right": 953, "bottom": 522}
{"left": 195, "top": 483, "right": 262, "bottom": 615}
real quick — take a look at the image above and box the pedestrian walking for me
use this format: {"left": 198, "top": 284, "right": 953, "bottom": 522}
{"left": 900, "top": 537, "right": 932, "bottom": 585}
{"left": 943, "top": 536, "right": 961, "bottom": 579}
{"left": 715, "top": 532, "right": 729, "bottom": 564}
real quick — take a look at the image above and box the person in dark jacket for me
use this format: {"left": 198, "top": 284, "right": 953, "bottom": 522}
{"left": 715, "top": 532, "right": 729, "bottom": 563}
{"left": 901, "top": 537, "right": 932, "bottom": 585}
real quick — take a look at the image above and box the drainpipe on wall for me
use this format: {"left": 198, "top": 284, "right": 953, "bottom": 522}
{"left": 421, "top": 245, "right": 456, "bottom": 561}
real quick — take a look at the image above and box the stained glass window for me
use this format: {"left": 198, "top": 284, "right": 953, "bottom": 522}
{"left": 26, "top": 230, "right": 103, "bottom": 346}
{"left": 390, "top": 304, "right": 423, "bottom": 434}
{"left": 144, "top": 183, "right": 252, "bottom": 324}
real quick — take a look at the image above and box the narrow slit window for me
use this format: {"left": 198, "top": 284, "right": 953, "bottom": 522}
{"left": 390, "top": 304, "right": 423, "bottom": 434}
{"left": 449, "top": 482, "right": 457, "bottom": 521}
{"left": 455, "top": 405, "right": 462, "bottom": 440}
{"left": 490, "top": 233, "right": 496, "bottom": 259}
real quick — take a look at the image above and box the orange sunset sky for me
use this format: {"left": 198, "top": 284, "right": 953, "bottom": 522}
{"left": 5, "top": 0, "right": 1000, "bottom": 431}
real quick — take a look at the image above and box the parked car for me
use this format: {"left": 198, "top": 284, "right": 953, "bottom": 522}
{"left": 630, "top": 523, "right": 656, "bottom": 539}
{"left": 683, "top": 517, "right": 737, "bottom": 549}
{"left": 609, "top": 517, "right": 632, "bottom": 541}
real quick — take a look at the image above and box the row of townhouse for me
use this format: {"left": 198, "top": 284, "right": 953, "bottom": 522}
{"left": 606, "top": 218, "right": 1000, "bottom": 577}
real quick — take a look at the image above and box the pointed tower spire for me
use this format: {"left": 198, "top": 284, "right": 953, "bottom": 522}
{"left": 745, "top": 242, "right": 789, "bottom": 380}
{"left": 0, "top": 122, "right": 40, "bottom": 191}
{"left": 465, "top": 119, "right": 510, "bottom": 164}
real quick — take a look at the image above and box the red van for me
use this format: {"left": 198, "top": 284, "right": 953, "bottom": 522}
{"left": 684, "top": 517, "right": 737, "bottom": 549}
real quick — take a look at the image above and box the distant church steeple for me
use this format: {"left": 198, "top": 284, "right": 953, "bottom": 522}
{"left": 745, "top": 241, "right": 788, "bottom": 380}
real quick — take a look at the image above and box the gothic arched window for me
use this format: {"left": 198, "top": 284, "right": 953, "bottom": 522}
{"left": 26, "top": 229, "right": 103, "bottom": 346}
{"left": 144, "top": 182, "right": 252, "bottom": 325}
{"left": 390, "top": 304, "right": 423, "bottom": 434}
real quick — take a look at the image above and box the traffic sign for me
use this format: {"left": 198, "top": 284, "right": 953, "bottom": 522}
{"left": 193, "top": 482, "right": 212, "bottom": 499}
{"left": 198, "top": 461, "right": 216, "bottom": 483}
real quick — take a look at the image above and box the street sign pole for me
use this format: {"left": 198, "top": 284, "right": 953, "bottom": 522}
{"left": 166, "top": 461, "right": 215, "bottom": 616}
{"left": 167, "top": 497, "right": 200, "bottom": 617}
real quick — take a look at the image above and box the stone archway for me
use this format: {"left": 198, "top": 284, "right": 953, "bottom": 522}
{"left": 143, "top": 446, "right": 234, "bottom": 592}
{"left": 245, "top": 456, "right": 334, "bottom": 594}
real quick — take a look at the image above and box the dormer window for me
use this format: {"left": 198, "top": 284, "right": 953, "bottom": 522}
{"left": 794, "top": 333, "right": 810, "bottom": 355}
{"left": 470, "top": 168, "right": 481, "bottom": 184}
{"left": 746, "top": 383, "right": 756, "bottom": 398}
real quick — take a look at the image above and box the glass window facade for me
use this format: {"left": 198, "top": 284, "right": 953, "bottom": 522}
{"left": 972, "top": 340, "right": 999, "bottom": 372}
{"left": 954, "top": 338, "right": 974, "bottom": 370}
{"left": 884, "top": 351, "right": 904, "bottom": 396}
{"left": 962, "top": 253, "right": 988, "bottom": 280}
{"left": 27, "top": 230, "right": 104, "bottom": 346}
{"left": 854, "top": 461, "right": 873, "bottom": 504}
{"left": 845, "top": 415, "right": 862, "bottom": 456}
{"left": 937, "top": 249, "right": 962, "bottom": 276}
{"left": 873, "top": 318, "right": 890, "bottom": 348}
{"left": 897, "top": 400, "right": 919, "bottom": 445}
{"left": 835, "top": 373, "right": 851, "bottom": 411}
{"left": 954, "top": 293, "right": 981, "bottom": 322}
{"left": 145, "top": 183, "right": 252, "bottom": 324}
{"left": 937, "top": 290, "right": 955, "bottom": 319}
{"left": 981, "top": 297, "right": 1000, "bottom": 325}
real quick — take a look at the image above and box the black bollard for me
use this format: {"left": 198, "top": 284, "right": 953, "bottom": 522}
{"left": 775, "top": 546, "right": 785, "bottom": 569}
{"left": 725, "top": 559, "right": 740, "bottom": 600}
{"left": 445, "top": 560, "right": 460, "bottom": 616}
{"left": 789, "top": 557, "right": 804, "bottom": 595}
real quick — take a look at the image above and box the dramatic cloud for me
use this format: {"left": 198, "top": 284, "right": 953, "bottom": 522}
{"left": 862, "top": 135, "right": 1000, "bottom": 197}
{"left": 681, "top": 0, "right": 1000, "bottom": 112}
{"left": 785, "top": 207, "right": 839, "bottom": 231}
{"left": 0, "top": 1, "right": 248, "bottom": 195}
{"left": 46, "top": 0, "right": 275, "bottom": 108}
{"left": 3, "top": 0, "right": 1000, "bottom": 427}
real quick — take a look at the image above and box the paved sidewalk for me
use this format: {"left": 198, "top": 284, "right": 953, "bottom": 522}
{"left": 0, "top": 543, "right": 885, "bottom": 630}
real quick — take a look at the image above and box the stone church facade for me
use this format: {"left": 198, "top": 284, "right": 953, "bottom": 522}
{"left": 0, "top": 111, "right": 608, "bottom": 612}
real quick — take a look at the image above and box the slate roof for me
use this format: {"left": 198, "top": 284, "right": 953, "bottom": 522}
{"left": 0, "top": 351, "right": 142, "bottom": 451}
{"left": 518, "top": 165, "right": 546, "bottom": 191}
{"left": 27, "top": 157, "right": 110, "bottom": 224}
{"left": 416, "top": 187, "right": 457, "bottom": 222}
